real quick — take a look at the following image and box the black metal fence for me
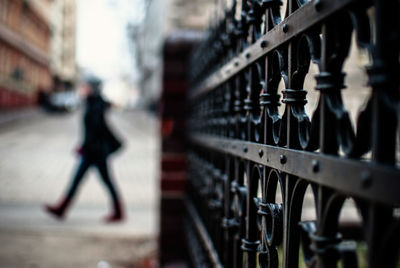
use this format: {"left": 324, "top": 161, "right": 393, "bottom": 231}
{"left": 185, "top": 0, "right": 400, "bottom": 267}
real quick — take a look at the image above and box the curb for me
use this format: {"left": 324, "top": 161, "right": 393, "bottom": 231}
{"left": 0, "top": 107, "right": 42, "bottom": 127}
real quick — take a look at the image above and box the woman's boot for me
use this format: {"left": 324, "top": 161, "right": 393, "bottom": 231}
{"left": 104, "top": 200, "right": 124, "bottom": 223}
{"left": 44, "top": 197, "right": 70, "bottom": 219}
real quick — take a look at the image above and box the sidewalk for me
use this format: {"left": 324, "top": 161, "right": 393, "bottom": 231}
{"left": 0, "top": 106, "right": 42, "bottom": 126}
{"left": 0, "top": 108, "right": 160, "bottom": 267}
{"left": 0, "top": 229, "right": 156, "bottom": 268}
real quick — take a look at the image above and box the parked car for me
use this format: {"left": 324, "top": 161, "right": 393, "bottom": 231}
{"left": 48, "top": 91, "right": 80, "bottom": 112}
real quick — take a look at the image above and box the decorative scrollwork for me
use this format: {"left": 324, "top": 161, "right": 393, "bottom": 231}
{"left": 186, "top": 0, "right": 400, "bottom": 267}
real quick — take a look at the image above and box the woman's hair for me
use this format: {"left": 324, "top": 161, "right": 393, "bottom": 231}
{"left": 86, "top": 75, "right": 102, "bottom": 96}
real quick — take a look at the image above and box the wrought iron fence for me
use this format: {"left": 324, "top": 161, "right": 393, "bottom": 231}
{"left": 186, "top": 0, "right": 400, "bottom": 267}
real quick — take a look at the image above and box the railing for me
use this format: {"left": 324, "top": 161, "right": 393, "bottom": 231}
{"left": 185, "top": 0, "right": 400, "bottom": 267}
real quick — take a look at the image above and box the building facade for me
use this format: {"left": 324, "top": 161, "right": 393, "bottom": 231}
{"left": 131, "top": 0, "right": 215, "bottom": 108}
{"left": 49, "top": 0, "right": 77, "bottom": 91}
{"left": 129, "top": 0, "right": 165, "bottom": 108}
{"left": 0, "top": 0, "right": 52, "bottom": 109}
{"left": 165, "top": 0, "right": 215, "bottom": 33}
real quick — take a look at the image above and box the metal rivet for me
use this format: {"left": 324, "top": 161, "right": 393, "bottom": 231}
{"left": 312, "top": 160, "right": 319, "bottom": 173}
{"left": 314, "top": 0, "right": 322, "bottom": 11}
{"left": 361, "top": 171, "right": 372, "bottom": 188}
{"left": 243, "top": 147, "right": 248, "bottom": 153}
{"left": 260, "top": 40, "right": 268, "bottom": 48}
{"left": 245, "top": 52, "right": 251, "bottom": 59}
{"left": 283, "top": 24, "right": 289, "bottom": 33}
{"left": 258, "top": 149, "right": 264, "bottom": 158}
{"left": 234, "top": 61, "right": 239, "bottom": 67}
{"left": 280, "top": 155, "right": 286, "bottom": 164}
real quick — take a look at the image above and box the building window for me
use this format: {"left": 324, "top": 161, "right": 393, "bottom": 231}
{"left": 11, "top": 67, "right": 24, "bottom": 81}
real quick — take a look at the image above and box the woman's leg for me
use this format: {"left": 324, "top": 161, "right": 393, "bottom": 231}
{"left": 95, "top": 158, "right": 123, "bottom": 221}
{"left": 65, "top": 156, "right": 92, "bottom": 200}
{"left": 45, "top": 156, "right": 91, "bottom": 218}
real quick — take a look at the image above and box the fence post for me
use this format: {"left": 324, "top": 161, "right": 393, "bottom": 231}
{"left": 159, "top": 31, "right": 202, "bottom": 267}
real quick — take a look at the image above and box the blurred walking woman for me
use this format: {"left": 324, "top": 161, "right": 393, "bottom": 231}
{"left": 45, "top": 76, "right": 124, "bottom": 223}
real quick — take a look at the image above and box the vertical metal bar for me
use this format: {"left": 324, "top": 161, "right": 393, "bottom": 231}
{"left": 282, "top": 0, "right": 299, "bottom": 266}
{"left": 366, "top": 1, "right": 400, "bottom": 267}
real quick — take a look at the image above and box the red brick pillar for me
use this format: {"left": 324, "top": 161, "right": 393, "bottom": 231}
{"left": 159, "top": 31, "right": 202, "bottom": 267}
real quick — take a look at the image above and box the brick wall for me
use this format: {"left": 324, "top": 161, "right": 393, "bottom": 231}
{"left": 0, "top": 0, "right": 51, "bottom": 109}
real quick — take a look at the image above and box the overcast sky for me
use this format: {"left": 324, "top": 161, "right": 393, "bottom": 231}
{"left": 76, "top": 0, "right": 146, "bottom": 81}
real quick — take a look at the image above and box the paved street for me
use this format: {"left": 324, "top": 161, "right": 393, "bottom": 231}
{"left": 0, "top": 108, "right": 160, "bottom": 268}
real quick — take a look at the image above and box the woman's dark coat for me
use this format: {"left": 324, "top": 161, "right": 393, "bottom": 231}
{"left": 81, "top": 94, "right": 122, "bottom": 158}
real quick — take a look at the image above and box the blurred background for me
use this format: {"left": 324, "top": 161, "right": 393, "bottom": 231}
{"left": 0, "top": 0, "right": 373, "bottom": 267}
{"left": 0, "top": 0, "right": 215, "bottom": 267}
{"left": 0, "top": 0, "right": 218, "bottom": 111}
